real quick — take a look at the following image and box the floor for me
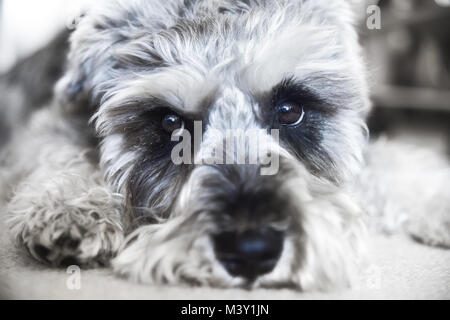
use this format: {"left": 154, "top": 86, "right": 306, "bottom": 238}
{"left": 1, "top": 210, "right": 449, "bottom": 300}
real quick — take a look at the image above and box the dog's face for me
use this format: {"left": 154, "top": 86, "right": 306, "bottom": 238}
{"left": 57, "top": 0, "right": 370, "bottom": 290}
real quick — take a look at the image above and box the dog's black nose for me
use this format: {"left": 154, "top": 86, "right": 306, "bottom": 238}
{"left": 213, "top": 228, "right": 283, "bottom": 280}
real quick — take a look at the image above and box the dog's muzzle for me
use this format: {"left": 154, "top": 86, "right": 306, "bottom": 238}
{"left": 192, "top": 163, "right": 290, "bottom": 281}
{"left": 213, "top": 227, "right": 284, "bottom": 280}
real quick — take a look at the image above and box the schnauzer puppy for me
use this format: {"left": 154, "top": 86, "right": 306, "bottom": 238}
{"left": 1, "top": 0, "right": 449, "bottom": 291}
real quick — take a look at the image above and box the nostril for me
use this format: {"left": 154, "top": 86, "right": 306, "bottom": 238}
{"left": 213, "top": 228, "right": 284, "bottom": 279}
{"left": 220, "top": 258, "right": 244, "bottom": 275}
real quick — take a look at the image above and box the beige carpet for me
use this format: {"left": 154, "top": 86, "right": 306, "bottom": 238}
{"left": 1, "top": 208, "right": 449, "bottom": 300}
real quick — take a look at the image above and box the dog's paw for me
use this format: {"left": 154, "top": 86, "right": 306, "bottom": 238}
{"left": 406, "top": 209, "right": 450, "bottom": 248}
{"left": 11, "top": 209, "right": 124, "bottom": 267}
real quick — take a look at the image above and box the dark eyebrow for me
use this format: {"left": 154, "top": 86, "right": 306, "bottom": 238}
{"left": 106, "top": 95, "right": 218, "bottom": 132}
{"left": 272, "top": 77, "right": 337, "bottom": 115}
{"left": 107, "top": 96, "right": 196, "bottom": 119}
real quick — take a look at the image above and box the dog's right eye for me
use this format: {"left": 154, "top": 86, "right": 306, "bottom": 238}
{"left": 162, "top": 114, "right": 184, "bottom": 134}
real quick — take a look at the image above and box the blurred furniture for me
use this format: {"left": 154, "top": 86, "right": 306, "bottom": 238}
{"left": 361, "top": 0, "right": 450, "bottom": 111}
{"left": 360, "top": 0, "right": 450, "bottom": 154}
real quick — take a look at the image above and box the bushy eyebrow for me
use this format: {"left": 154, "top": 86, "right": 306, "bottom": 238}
{"left": 105, "top": 96, "right": 203, "bottom": 121}
{"left": 271, "top": 77, "right": 338, "bottom": 115}
{"left": 95, "top": 67, "right": 218, "bottom": 129}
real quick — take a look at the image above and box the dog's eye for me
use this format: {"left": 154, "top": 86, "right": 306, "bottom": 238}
{"left": 277, "top": 102, "right": 305, "bottom": 126}
{"left": 162, "top": 114, "right": 184, "bottom": 134}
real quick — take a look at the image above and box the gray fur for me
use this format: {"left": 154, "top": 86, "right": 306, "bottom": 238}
{"left": 1, "top": 0, "right": 449, "bottom": 291}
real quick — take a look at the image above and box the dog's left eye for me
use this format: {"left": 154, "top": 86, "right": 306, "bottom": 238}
{"left": 277, "top": 102, "right": 305, "bottom": 126}
{"left": 162, "top": 114, "right": 184, "bottom": 134}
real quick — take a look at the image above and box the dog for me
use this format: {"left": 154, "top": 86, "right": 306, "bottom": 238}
{"left": 1, "top": 0, "right": 449, "bottom": 291}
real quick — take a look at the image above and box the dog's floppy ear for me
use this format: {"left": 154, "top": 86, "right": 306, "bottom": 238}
{"left": 55, "top": 12, "right": 118, "bottom": 114}
{"left": 55, "top": 0, "right": 182, "bottom": 114}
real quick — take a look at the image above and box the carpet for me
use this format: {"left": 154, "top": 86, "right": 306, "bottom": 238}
{"left": 1, "top": 212, "right": 449, "bottom": 300}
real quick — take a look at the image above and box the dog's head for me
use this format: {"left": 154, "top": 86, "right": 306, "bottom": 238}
{"left": 57, "top": 0, "right": 370, "bottom": 290}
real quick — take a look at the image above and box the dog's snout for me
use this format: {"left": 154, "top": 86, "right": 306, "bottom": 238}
{"left": 213, "top": 228, "right": 283, "bottom": 280}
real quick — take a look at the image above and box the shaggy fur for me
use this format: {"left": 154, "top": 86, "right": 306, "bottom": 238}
{"left": 1, "top": 0, "right": 449, "bottom": 291}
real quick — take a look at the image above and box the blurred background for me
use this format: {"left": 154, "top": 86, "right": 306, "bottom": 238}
{"left": 0, "top": 0, "right": 90, "bottom": 72}
{"left": 0, "top": 0, "right": 449, "bottom": 155}
{"left": 361, "top": 0, "right": 450, "bottom": 156}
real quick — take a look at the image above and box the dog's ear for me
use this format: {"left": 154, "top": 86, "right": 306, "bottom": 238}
{"left": 55, "top": 11, "right": 120, "bottom": 115}
{"left": 55, "top": 0, "right": 181, "bottom": 114}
